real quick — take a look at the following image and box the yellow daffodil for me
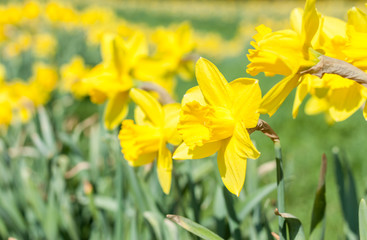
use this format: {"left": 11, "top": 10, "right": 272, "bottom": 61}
{"left": 292, "top": 6, "right": 367, "bottom": 121}
{"left": 84, "top": 32, "right": 147, "bottom": 129}
{"left": 173, "top": 58, "right": 261, "bottom": 196}
{"left": 33, "top": 33, "right": 57, "bottom": 58}
{"left": 119, "top": 88, "right": 181, "bottom": 194}
{"left": 0, "top": 65, "right": 12, "bottom": 126}
{"left": 151, "top": 23, "right": 196, "bottom": 79}
{"left": 61, "top": 56, "right": 90, "bottom": 98}
{"left": 247, "top": 0, "right": 320, "bottom": 117}
{"left": 247, "top": 0, "right": 367, "bottom": 122}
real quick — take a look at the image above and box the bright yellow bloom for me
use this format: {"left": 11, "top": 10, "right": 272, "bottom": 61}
{"left": 247, "top": 0, "right": 367, "bottom": 122}
{"left": 22, "top": 1, "right": 41, "bottom": 20}
{"left": 292, "top": 6, "right": 367, "bottom": 121}
{"left": 84, "top": 32, "right": 147, "bottom": 130}
{"left": 0, "top": 65, "right": 12, "bottom": 126}
{"left": 61, "top": 56, "right": 90, "bottom": 98}
{"left": 151, "top": 23, "right": 196, "bottom": 79}
{"left": 119, "top": 88, "right": 181, "bottom": 194}
{"left": 33, "top": 33, "right": 57, "bottom": 58}
{"left": 45, "top": 2, "right": 78, "bottom": 25}
{"left": 247, "top": 0, "right": 320, "bottom": 117}
{"left": 3, "top": 63, "right": 58, "bottom": 123}
{"left": 173, "top": 58, "right": 261, "bottom": 196}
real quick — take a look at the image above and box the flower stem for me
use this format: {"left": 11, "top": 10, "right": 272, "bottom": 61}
{"left": 274, "top": 141, "right": 286, "bottom": 240}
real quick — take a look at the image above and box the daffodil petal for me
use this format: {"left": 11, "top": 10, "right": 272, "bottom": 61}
{"left": 290, "top": 8, "right": 303, "bottom": 35}
{"left": 363, "top": 103, "right": 367, "bottom": 120}
{"left": 305, "top": 96, "right": 329, "bottom": 115}
{"left": 195, "top": 58, "right": 230, "bottom": 108}
{"left": 292, "top": 76, "right": 309, "bottom": 118}
{"left": 157, "top": 140, "right": 172, "bottom": 194}
{"left": 259, "top": 73, "right": 300, "bottom": 117}
{"left": 101, "top": 33, "right": 126, "bottom": 71}
{"left": 104, "top": 91, "right": 129, "bottom": 130}
{"left": 173, "top": 141, "right": 222, "bottom": 160}
{"left": 229, "top": 78, "right": 261, "bottom": 128}
{"left": 181, "top": 86, "right": 206, "bottom": 106}
{"left": 348, "top": 7, "right": 367, "bottom": 32}
{"left": 129, "top": 88, "right": 164, "bottom": 126}
{"left": 163, "top": 103, "right": 182, "bottom": 145}
{"left": 328, "top": 83, "right": 365, "bottom": 121}
{"left": 302, "top": 0, "right": 319, "bottom": 52}
{"left": 217, "top": 121, "right": 260, "bottom": 196}
{"left": 127, "top": 152, "right": 156, "bottom": 167}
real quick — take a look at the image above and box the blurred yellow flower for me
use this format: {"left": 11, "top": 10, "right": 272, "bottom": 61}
{"left": 22, "top": 1, "right": 41, "bottom": 20}
{"left": 292, "top": 6, "right": 367, "bottom": 121}
{"left": 34, "top": 33, "right": 57, "bottom": 57}
{"left": 247, "top": 0, "right": 320, "bottom": 117}
{"left": 84, "top": 32, "right": 147, "bottom": 129}
{"left": 173, "top": 58, "right": 261, "bottom": 196}
{"left": 119, "top": 88, "right": 181, "bottom": 194}
{"left": 61, "top": 56, "right": 90, "bottom": 98}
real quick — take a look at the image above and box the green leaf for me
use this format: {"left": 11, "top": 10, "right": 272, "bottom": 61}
{"left": 167, "top": 214, "right": 223, "bottom": 240}
{"left": 163, "top": 218, "right": 179, "bottom": 240}
{"left": 144, "top": 211, "right": 163, "bottom": 240}
{"left": 310, "top": 154, "right": 327, "bottom": 236}
{"left": 38, "top": 107, "right": 56, "bottom": 155}
{"left": 237, "top": 182, "right": 277, "bottom": 220}
{"left": 359, "top": 199, "right": 367, "bottom": 240}
{"left": 333, "top": 148, "right": 359, "bottom": 236}
{"left": 274, "top": 141, "right": 286, "bottom": 240}
{"left": 275, "top": 210, "right": 306, "bottom": 240}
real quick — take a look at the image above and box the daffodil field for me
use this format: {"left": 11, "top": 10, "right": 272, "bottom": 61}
{"left": 1, "top": 0, "right": 367, "bottom": 239}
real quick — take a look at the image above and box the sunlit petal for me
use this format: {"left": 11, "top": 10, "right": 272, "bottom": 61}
{"left": 195, "top": 58, "right": 231, "bottom": 108}
{"left": 178, "top": 101, "right": 234, "bottom": 147}
{"left": 104, "top": 91, "right": 129, "bottom": 130}
{"left": 259, "top": 73, "right": 300, "bottom": 116}
{"left": 328, "top": 83, "right": 365, "bottom": 121}
{"left": 173, "top": 141, "right": 222, "bottom": 160}
{"left": 129, "top": 88, "right": 164, "bottom": 126}
{"left": 157, "top": 140, "right": 172, "bottom": 194}
{"left": 163, "top": 103, "right": 182, "bottom": 145}
{"left": 119, "top": 120, "right": 160, "bottom": 161}
{"left": 181, "top": 86, "right": 206, "bottom": 106}
{"left": 229, "top": 78, "right": 261, "bottom": 127}
{"left": 217, "top": 121, "right": 260, "bottom": 196}
{"left": 292, "top": 75, "right": 309, "bottom": 118}
{"left": 127, "top": 152, "right": 156, "bottom": 167}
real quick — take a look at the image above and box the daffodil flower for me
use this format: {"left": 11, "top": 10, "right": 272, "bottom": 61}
{"left": 119, "top": 88, "right": 181, "bottom": 194}
{"left": 173, "top": 58, "right": 261, "bottom": 196}
{"left": 291, "top": 5, "right": 367, "bottom": 121}
{"left": 247, "top": 0, "right": 320, "bottom": 117}
{"left": 84, "top": 32, "right": 147, "bottom": 129}
{"left": 61, "top": 56, "right": 90, "bottom": 98}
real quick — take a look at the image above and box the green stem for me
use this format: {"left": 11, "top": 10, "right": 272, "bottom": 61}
{"left": 114, "top": 159, "right": 124, "bottom": 240}
{"left": 274, "top": 141, "right": 286, "bottom": 240}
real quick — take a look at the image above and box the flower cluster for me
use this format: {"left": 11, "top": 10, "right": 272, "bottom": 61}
{"left": 247, "top": 0, "right": 367, "bottom": 122}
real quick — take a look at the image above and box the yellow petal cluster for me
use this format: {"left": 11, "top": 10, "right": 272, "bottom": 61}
{"left": 0, "top": 63, "right": 58, "bottom": 126}
{"left": 119, "top": 88, "right": 181, "bottom": 194}
{"left": 247, "top": 0, "right": 367, "bottom": 122}
{"left": 174, "top": 58, "right": 261, "bottom": 196}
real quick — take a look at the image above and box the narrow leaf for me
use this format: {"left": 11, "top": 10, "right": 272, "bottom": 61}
{"left": 333, "top": 148, "right": 359, "bottom": 236}
{"left": 359, "top": 199, "right": 367, "bottom": 240}
{"left": 144, "top": 212, "right": 163, "bottom": 240}
{"left": 237, "top": 182, "right": 277, "bottom": 220}
{"left": 167, "top": 214, "right": 223, "bottom": 240}
{"left": 275, "top": 209, "right": 306, "bottom": 240}
{"left": 310, "top": 154, "right": 327, "bottom": 235}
